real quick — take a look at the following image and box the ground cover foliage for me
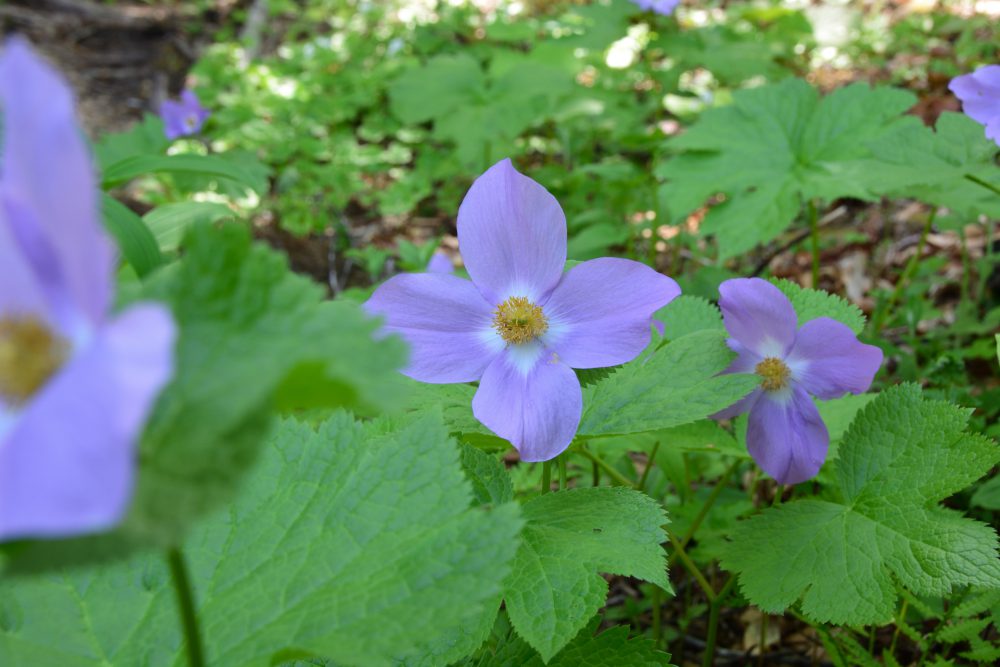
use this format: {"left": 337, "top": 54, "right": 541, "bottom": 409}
{"left": 1, "top": 0, "right": 999, "bottom": 666}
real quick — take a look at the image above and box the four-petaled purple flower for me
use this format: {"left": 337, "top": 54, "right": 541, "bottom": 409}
{"left": 160, "top": 89, "right": 211, "bottom": 140}
{"left": 0, "top": 38, "right": 176, "bottom": 541}
{"left": 366, "top": 159, "right": 680, "bottom": 461}
{"left": 631, "top": 0, "right": 681, "bottom": 16}
{"left": 713, "top": 279, "right": 882, "bottom": 485}
{"left": 949, "top": 65, "right": 1000, "bottom": 146}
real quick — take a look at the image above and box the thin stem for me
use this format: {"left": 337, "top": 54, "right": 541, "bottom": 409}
{"left": 965, "top": 173, "right": 1000, "bottom": 198}
{"left": 541, "top": 461, "right": 552, "bottom": 494}
{"left": 889, "top": 598, "right": 908, "bottom": 658}
{"left": 668, "top": 532, "right": 714, "bottom": 603}
{"left": 702, "top": 576, "right": 737, "bottom": 667}
{"left": 578, "top": 449, "right": 635, "bottom": 487}
{"left": 652, "top": 585, "right": 663, "bottom": 647}
{"left": 638, "top": 441, "right": 660, "bottom": 492}
{"left": 808, "top": 199, "right": 820, "bottom": 287}
{"left": 758, "top": 612, "right": 769, "bottom": 666}
{"left": 592, "top": 458, "right": 600, "bottom": 487}
{"left": 167, "top": 548, "right": 206, "bottom": 667}
{"left": 772, "top": 484, "right": 784, "bottom": 507}
{"left": 873, "top": 208, "right": 936, "bottom": 333}
{"left": 558, "top": 456, "right": 568, "bottom": 491}
{"left": 668, "top": 460, "right": 739, "bottom": 567}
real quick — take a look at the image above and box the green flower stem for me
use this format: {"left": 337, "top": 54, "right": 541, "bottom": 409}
{"left": 889, "top": 597, "right": 908, "bottom": 659}
{"left": 702, "top": 575, "right": 737, "bottom": 667}
{"left": 637, "top": 441, "right": 660, "bottom": 492}
{"left": 558, "top": 455, "right": 567, "bottom": 491}
{"left": 965, "top": 173, "right": 1000, "bottom": 198}
{"left": 167, "top": 547, "right": 206, "bottom": 667}
{"left": 808, "top": 199, "right": 820, "bottom": 288}
{"left": 873, "top": 207, "right": 936, "bottom": 334}
{"left": 668, "top": 531, "right": 714, "bottom": 603}
{"left": 668, "top": 460, "right": 739, "bottom": 568}
{"left": 652, "top": 585, "right": 663, "bottom": 646}
{"left": 541, "top": 460, "right": 552, "bottom": 494}
{"left": 578, "top": 449, "right": 635, "bottom": 487}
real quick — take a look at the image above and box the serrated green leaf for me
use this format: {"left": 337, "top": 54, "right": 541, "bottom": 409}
{"left": 866, "top": 112, "right": 1000, "bottom": 219}
{"left": 101, "top": 193, "right": 164, "bottom": 277}
{"left": 653, "top": 295, "right": 724, "bottom": 341}
{"left": 465, "top": 615, "right": 674, "bottom": 667}
{"left": 503, "top": 487, "right": 669, "bottom": 661}
{"left": 658, "top": 79, "right": 915, "bottom": 258}
{"left": 579, "top": 331, "right": 760, "bottom": 437}
{"left": 0, "top": 413, "right": 523, "bottom": 667}
{"left": 772, "top": 279, "right": 866, "bottom": 334}
{"left": 461, "top": 445, "right": 514, "bottom": 507}
{"left": 722, "top": 384, "right": 1000, "bottom": 625}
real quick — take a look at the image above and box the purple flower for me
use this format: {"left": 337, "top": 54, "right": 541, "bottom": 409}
{"left": 159, "top": 89, "right": 210, "bottom": 140}
{"left": 949, "top": 65, "right": 1000, "bottom": 146}
{"left": 631, "top": 0, "right": 681, "bottom": 16}
{"left": 714, "top": 279, "right": 882, "bottom": 485}
{"left": 366, "top": 159, "right": 680, "bottom": 461}
{"left": 0, "top": 38, "right": 176, "bottom": 541}
{"left": 426, "top": 251, "right": 454, "bottom": 274}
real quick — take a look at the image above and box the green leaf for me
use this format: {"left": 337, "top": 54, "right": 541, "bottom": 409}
{"left": 722, "top": 384, "right": 1000, "bottom": 625}
{"left": 773, "top": 279, "right": 867, "bottom": 334}
{"left": 971, "top": 475, "right": 1000, "bottom": 510}
{"left": 389, "top": 54, "right": 486, "bottom": 125}
{"left": 658, "top": 79, "right": 916, "bottom": 258}
{"left": 143, "top": 201, "right": 234, "bottom": 252}
{"left": 653, "top": 295, "right": 724, "bottom": 341}
{"left": 100, "top": 193, "right": 164, "bottom": 277}
{"left": 866, "top": 112, "right": 1000, "bottom": 219}
{"left": 102, "top": 154, "right": 266, "bottom": 193}
{"left": 93, "top": 113, "right": 170, "bottom": 169}
{"left": 461, "top": 445, "right": 514, "bottom": 508}
{"left": 0, "top": 413, "right": 523, "bottom": 667}
{"left": 503, "top": 487, "right": 669, "bottom": 661}
{"left": 465, "top": 615, "right": 674, "bottom": 667}
{"left": 579, "top": 331, "right": 760, "bottom": 437}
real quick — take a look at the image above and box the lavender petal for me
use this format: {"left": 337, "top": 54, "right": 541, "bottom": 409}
{"left": 364, "top": 272, "right": 502, "bottom": 383}
{"left": 542, "top": 258, "right": 680, "bottom": 369}
{"left": 457, "top": 159, "right": 567, "bottom": 305}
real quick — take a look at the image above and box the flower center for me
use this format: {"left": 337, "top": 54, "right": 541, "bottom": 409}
{"left": 755, "top": 356, "right": 791, "bottom": 392}
{"left": 0, "top": 316, "right": 69, "bottom": 405}
{"left": 493, "top": 296, "right": 548, "bottom": 345}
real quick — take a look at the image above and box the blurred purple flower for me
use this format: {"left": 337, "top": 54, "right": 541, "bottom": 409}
{"left": 426, "top": 251, "right": 454, "bottom": 274}
{"left": 631, "top": 0, "right": 680, "bottom": 16}
{"left": 949, "top": 65, "right": 1000, "bottom": 146}
{"left": 366, "top": 159, "right": 680, "bottom": 461}
{"left": 0, "top": 38, "right": 176, "bottom": 541}
{"left": 159, "top": 89, "right": 210, "bottom": 140}
{"left": 713, "top": 279, "right": 882, "bottom": 485}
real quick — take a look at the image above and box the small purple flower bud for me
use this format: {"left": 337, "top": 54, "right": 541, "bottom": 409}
{"left": 160, "top": 89, "right": 211, "bottom": 140}
{"left": 630, "top": 0, "right": 681, "bottom": 16}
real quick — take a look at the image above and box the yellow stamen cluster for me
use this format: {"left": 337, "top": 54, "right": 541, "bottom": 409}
{"left": 493, "top": 296, "right": 548, "bottom": 345}
{"left": 755, "top": 356, "right": 791, "bottom": 392}
{"left": 0, "top": 317, "right": 68, "bottom": 405}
